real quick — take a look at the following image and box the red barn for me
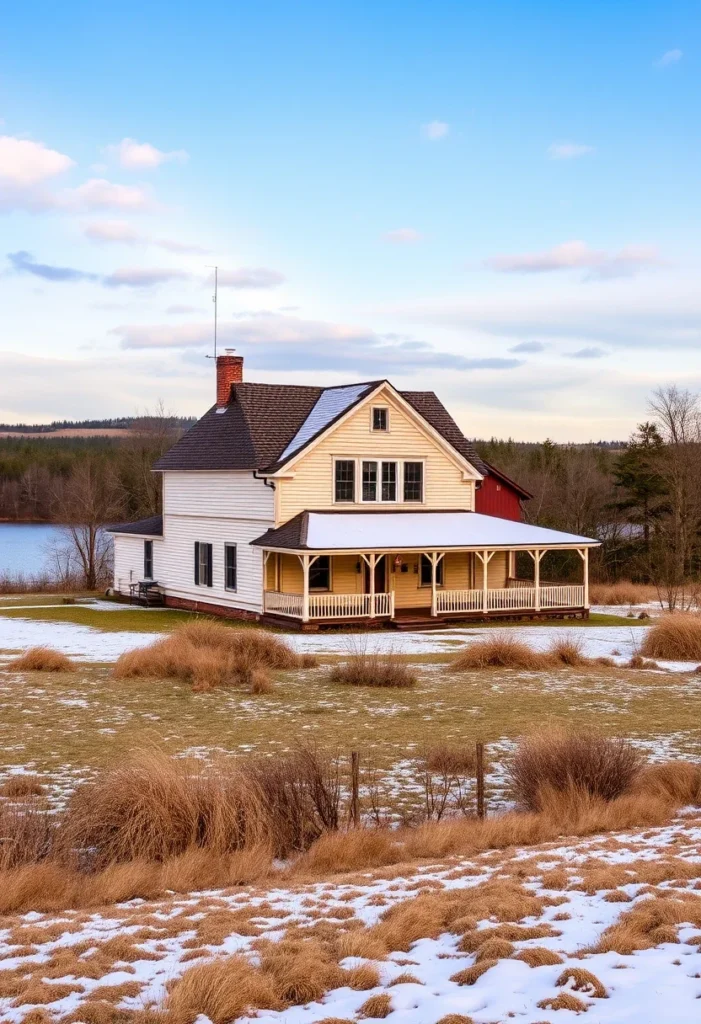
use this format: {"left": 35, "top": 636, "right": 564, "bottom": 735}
{"left": 476, "top": 463, "right": 532, "bottom": 521}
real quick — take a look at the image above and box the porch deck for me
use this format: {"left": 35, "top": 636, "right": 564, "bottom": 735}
{"left": 263, "top": 583, "right": 586, "bottom": 625}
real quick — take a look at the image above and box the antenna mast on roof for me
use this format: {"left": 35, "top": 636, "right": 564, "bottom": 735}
{"left": 205, "top": 265, "right": 218, "bottom": 360}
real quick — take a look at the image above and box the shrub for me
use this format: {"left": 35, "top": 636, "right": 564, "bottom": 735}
{"left": 7, "top": 647, "right": 75, "bottom": 672}
{"left": 0, "top": 805, "right": 55, "bottom": 870}
{"left": 640, "top": 614, "right": 701, "bottom": 661}
{"left": 422, "top": 745, "right": 477, "bottom": 776}
{"left": 329, "top": 650, "right": 416, "bottom": 688}
{"left": 113, "top": 621, "right": 315, "bottom": 691}
{"left": 636, "top": 761, "right": 701, "bottom": 804}
{"left": 452, "top": 635, "right": 548, "bottom": 671}
{"left": 508, "top": 728, "right": 644, "bottom": 811}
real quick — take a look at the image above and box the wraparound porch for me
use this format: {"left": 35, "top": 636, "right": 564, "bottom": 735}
{"left": 261, "top": 547, "right": 590, "bottom": 625}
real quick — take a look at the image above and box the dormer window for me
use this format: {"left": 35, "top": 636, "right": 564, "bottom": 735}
{"left": 372, "top": 406, "right": 388, "bottom": 432}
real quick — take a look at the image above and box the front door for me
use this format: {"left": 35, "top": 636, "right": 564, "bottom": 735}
{"left": 364, "top": 555, "right": 387, "bottom": 594}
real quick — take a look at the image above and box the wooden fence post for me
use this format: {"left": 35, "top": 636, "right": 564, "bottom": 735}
{"left": 476, "top": 741, "right": 485, "bottom": 820}
{"left": 350, "top": 751, "right": 360, "bottom": 828}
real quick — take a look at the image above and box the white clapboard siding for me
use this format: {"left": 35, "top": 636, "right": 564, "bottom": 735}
{"left": 163, "top": 471, "right": 274, "bottom": 520}
{"left": 113, "top": 472, "right": 274, "bottom": 611}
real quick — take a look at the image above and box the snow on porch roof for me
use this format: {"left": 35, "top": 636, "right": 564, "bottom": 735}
{"left": 252, "top": 511, "right": 600, "bottom": 551}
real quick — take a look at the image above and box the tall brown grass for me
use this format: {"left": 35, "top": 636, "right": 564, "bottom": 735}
{"left": 452, "top": 635, "right": 548, "bottom": 671}
{"left": 507, "top": 728, "right": 643, "bottom": 811}
{"left": 113, "top": 621, "right": 317, "bottom": 692}
{"left": 6, "top": 647, "right": 75, "bottom": 672}
{"left": 589, "top": 581, "right": 657, "bottom": 606}
{"left": 329, "top": 649, "right": 416, "bottom": 688}
{"left": 640, "top": 614, "right": 701, "bottom": 660}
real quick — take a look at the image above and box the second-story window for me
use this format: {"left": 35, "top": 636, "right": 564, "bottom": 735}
{"left": 381, "top": 461, "right": 397, "bottom": 501}
{"left": 372, "top": 406, "right": 388, "bottom": 431}
{"left": 403, "top": 461, "right": 423, "bottom": 502}
{"left": 334, "top": 459, "right": 355, "bottom": 502}
{"left": 362, "top": 460, "right": 377, "bottom": 501}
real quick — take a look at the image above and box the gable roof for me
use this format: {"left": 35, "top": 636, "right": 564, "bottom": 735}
{"left": 108, "top": 514, "right": 163, "bottom": 537}
{"left": 154, "top": 379, "right": 487, "bottom": 475}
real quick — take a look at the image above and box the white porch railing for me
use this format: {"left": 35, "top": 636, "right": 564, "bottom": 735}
{"left": 263, "top": 591, "right": 304, "bottom": 617}
{"left": 264, "top": 585, "right": 583, "bottom": 620}
{"left": 264, "top": 591, "right": 394, "bottom": 619}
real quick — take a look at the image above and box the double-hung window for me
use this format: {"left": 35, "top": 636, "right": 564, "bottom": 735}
{"left": 224, "top": 543, "right": 237, "bottom": 591}
{"left": 334, "top": 460, "right": 355, "bottom": 502}
{"left": 372, "top": 406, "right": 388, "bottom": 432}
{"left": 194, "top": 541, "right": 213, "bottom": 587}
{"left": 361, "top": 460, "right": 397, "bottom": 502}
{"left": 309, "top": 555, "right": 331, "bottom": 591}
{"left": 143, "top": 540, "right": 153, "bottom": 579}
{"left": 403, "top": 461, "right": 424, "bottom": 502}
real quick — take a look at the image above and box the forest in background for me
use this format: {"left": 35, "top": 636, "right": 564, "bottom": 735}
{"left": 2, "top": 387, "right": 701, "bottom": 601}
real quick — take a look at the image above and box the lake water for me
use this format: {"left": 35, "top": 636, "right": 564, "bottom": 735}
{"left": 0, "top": 523, "right": 67, "bottom": 576}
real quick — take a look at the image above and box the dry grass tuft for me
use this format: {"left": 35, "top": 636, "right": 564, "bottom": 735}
{"left": 640, "top": 614, "right": 701, "bottom": 661}
{"left": 0, "top": 806, "right": 54, "bottom": 871}
{"left": 7, "top": 647, "right": 75, "bottom": 672}
{"left": 435, "top": 1017, "right": 475, "bottom": 1024}
{"left": 452, "top": 635, "right": 548, "bottom": 671}
{"left": 329, "top": 650, "right": 416, "bottom": 689}
{"left": 556, "top": 967, "right": 607, "bottom": 998}
{"left": 474, "top": 937, "right": 514, "bottom": 961}
{"left": 166, "top": 954, "right": 281, "bottom": 1023}
{"left": 537, "top": 992, "right": 588, "bottom": 1012}
{"left": 421, "top": 745, "right": 478, "bottom": 776}
{"left": 113, "top": 621, "right": 313, "bottom": 691}
{"left": 1, "top": 775, "right": 45, "bottom": 798}
{"left": 586, "top": 893, "right": 701, "bottom": 954}
{"left": 548, "top": 635, "right": 589, "bottom": 667}
{"left": 450, "top": 959, "right": 498, "bottom": 985}
{"left": 357, "top": 993, "right": 392, "bottom": 1018}
{"left": 514, "top": 946, "right": 564, "bottom": 967}
{"left": 636, "top": 761, "right": 701, "bottom": 804}
{"left": 345, "top": 965, "right": 381, "bottom": 990}
{"left": 508, "top": 727, "right": 644, "bottom": 811}
{"left": 388, "top": 972, "right": 422, "bottom": 986}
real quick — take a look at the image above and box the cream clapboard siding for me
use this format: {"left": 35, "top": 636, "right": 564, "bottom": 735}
{"left": 113, "top": 471, "right": 274, "bottom": 611}
{"left": 276, "top": 390, "right": 476, "bottom": 523}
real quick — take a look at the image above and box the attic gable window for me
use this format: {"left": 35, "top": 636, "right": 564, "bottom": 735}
{"left": 372, "top": 406, "right": 388, "bottom": 432}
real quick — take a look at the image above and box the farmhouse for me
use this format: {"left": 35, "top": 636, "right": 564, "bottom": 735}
{"left": 109, "top": 352, "right": 598, "bottom": 628}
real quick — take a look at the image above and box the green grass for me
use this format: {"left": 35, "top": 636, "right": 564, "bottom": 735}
{"left": 0, "top": 604, "right": 639, "bottom": 633}
{"left": 1, "top": 659, "right": 698, "bottom": 817}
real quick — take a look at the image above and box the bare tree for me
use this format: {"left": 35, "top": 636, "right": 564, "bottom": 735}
{"left": 117, "top": 401, "right": 182, "bottom": 519}
{"left": 52, "top": 459, "right": 125, "bottom": 590}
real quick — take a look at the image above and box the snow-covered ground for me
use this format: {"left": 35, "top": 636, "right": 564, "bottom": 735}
{"left": 1, "top": 815, "right": 699, "bottom": 1023}
{"left": 1, "top": 605, "right": 699, "bottom": 671}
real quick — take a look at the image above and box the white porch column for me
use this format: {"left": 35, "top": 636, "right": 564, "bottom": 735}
{"left": 578, "top": 547, "right": 590, "bottom": 609}
{"left": 428, "top": 552, "right": 445, "bottom": 616}
{"left": 262, "top": 550, "right": 271, "bottom": 613}
{"left": 368, "top": 552, "right": 377, "bottom": 617}
{"left": 527, "top": 549, "right": 545, "bottom": 611}
{"left": 508, "top": 550, "right": 516, "bottom": 580}
{"left": 482, "top": 549, "right": 489, "bottom": 613}
{"left": 301, "top": 554, "right": 310, "bottom": 623}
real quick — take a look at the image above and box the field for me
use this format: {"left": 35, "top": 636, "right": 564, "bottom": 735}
{"left": 1, "top": 602, "right": 700, "bottom": 1023}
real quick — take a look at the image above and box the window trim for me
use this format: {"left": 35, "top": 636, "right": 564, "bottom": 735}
{"left": 224, "top": 543, "right": 237, "bottom": 592}
{"left": 333, "top": 457, "right": 356, "bottom": 503}
{"left": 361, "top": 459, "right": 378, "bottom": 503}
{"left": 402, "top": 459, "right": 425, "bottom": 503}
{"left": 371, "top": 405, "right": 390, "bottom": 432}
{"left": 309, "top": 554, "right": 332, "bottom": 592}
{"left": 194, "top": 541, "right": 213, "bottom": 588}
{"left": 143, "top": 539, "right": 153, "bottom": 580}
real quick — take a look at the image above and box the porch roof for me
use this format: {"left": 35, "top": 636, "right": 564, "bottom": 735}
{"left": 252, "top": 510, "right": 599, "bottom": 552}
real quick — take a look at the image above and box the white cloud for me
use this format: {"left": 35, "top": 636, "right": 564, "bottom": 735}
{"left": 108, "top": 138, "right": 189, "bottom": 170}
{"left": 104, "top": 267, "right": 192, "bottom": 288}
{"left": 68, "top": 178, "right": 152, "bottom": 211}
{"left": 0, "top": 135, "right": 74, "bottom": 186}
{"left": 83, "top": 219, "right": 142, "bottom": 244}
{"left": 422, "top": 121, "right": 450, "bottom": 141}
{"left": 111, "top": 313, "right": 522, "bottom": 373}
{"left": 384, "top": 228, "right": 422, "bottom": 244}
{"left": 547, "top": 141, "right": 595, "bottom": 160}
{"left": 509, "top": 341, "right": 546, "bottom": 353}
{"left": 655, "top": 49, "right": 682, "bottom": 68}
{"left": 82, "top": 219, "right": 208, "bottom": 253}
{"left": 216, "top": 267, "right": 285, "bottom": 289}
{"left": 567, "top": 346, "right": 607, "bottom": 359}
{"left": 486, "top": 240, "right": 661, "bottom": 279}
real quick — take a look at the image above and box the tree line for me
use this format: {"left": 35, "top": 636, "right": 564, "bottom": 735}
{"left": 2, "top": 387, "right": 701, "bottom": 600}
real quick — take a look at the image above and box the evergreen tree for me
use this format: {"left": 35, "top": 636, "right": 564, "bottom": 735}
{"left": 613, "top": 422, "right": 668, "bottom": 551}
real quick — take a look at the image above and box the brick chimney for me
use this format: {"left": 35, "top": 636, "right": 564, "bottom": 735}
{"left": 216, "top": 349, "right": 243, "bottom": 407}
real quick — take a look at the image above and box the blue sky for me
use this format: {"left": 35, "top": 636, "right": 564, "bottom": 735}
{"left": 1, "top": 1, "right": 699, "bottom": 439}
